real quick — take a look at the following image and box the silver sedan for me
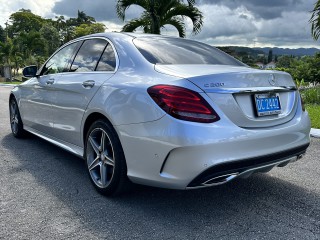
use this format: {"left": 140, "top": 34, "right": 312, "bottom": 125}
{"left": 9, "top": 33, "right": 311, "bottom": 196}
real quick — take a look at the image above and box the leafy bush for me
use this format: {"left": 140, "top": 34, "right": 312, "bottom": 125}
{"left": 276, "top": 53, "right": 320, "bottom": 84}
{"left": 300, "top": 87, "right": 320, "bottom": 104}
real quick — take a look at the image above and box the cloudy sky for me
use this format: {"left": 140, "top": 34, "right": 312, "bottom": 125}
{"left": 0, "top": 0, "right": 319, "bottom": 48}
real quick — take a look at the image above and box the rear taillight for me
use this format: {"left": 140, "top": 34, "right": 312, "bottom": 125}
{"left": 147, "top": 85, "right": 220, "bottom": 123}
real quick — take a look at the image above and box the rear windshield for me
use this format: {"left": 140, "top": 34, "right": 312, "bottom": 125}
{"left": 133, "top": 37, "right": 245, "bottom": 66}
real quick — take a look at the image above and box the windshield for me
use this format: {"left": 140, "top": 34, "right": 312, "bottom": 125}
{"left": 133, "top": 37, "right": 245, "bottom": 66}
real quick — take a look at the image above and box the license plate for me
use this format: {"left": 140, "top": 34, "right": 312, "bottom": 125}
{"left": 254, "top": 93, "right": 281, "bottom": 116}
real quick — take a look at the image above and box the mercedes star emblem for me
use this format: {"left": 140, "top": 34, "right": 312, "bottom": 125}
{"left": 268, "top": 74, "right": 276, "bottom": 86}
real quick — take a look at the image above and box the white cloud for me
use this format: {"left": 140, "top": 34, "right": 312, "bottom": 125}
{"left": 102, "top": 21, "right": 122, "bottom": 32}
{"left": 258, "top": 11, "right": 310, "bottom": 39}
{"left": 0, "top": 0, "right": 318, "bottom": 48}
{"left": 193, "top": 5, "right": 257, "bottom": 38}
{"left": 0, "top": 0, "right": 59, "bottom": 27}
{"left": 186, "top": 3, "right": 319, "bottom": 48}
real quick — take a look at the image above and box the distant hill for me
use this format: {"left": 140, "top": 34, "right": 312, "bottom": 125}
{"left": 218, "top": 46, "right": 264, "bottom": 56}
{"left": 253, "top": 47, "right": 320, "bottom": 56}
{"left": 217, "top": 46, "right": 320, "bottom": 57}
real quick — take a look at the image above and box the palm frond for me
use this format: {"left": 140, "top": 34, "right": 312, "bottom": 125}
{"left": 163, "top": 17, "right": 186, "bottom": 37}
{"left": 186, "top": 0, "right": 195, "bottom": 6}
{"left": 122, "top": 17, "right": 150, "bottom": 32}
{"left": 143, "top": 25, "right": 151, "bottom": 33}
{"left": 164, "top": 4, "right": 203, "bottom": 35}
{"left": 156, "top": 0, "right": 180, "bottom": 18}
{"left": 116, "top": 0, "right": 149, "bottom": 20}
{"left": 117, "top": 0, "right": 203, "bottom": 37}
{"left": 310, "top": 1, "right": 320, "bottom": 40}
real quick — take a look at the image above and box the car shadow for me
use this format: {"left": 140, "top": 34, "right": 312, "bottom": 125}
{"left": 1, "top": 133, "right": 320, "bottom": 238}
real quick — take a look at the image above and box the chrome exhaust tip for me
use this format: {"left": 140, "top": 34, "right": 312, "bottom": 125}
{"left": 297, "top": 154, "right": 304, "bottom": 160}
{"left": 201, "top": 173, "right": 239, "bottom": 187}
{"left": 286, "top": 154, "right": 304, "bottom": 164}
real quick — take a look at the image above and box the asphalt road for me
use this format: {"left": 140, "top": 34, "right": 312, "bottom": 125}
{"left": 0, "top": 85, "right": 320, "bottom": 240}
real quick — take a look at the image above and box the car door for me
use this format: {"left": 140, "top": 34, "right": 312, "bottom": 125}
{"left": 19, "top": 41, "right": 81, "bottom": 136}
{"left": 50, "top": 38, "right": 117, "bottom": 147}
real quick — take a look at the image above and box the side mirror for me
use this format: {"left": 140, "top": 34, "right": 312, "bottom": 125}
{"left": 23, "top": 65, "right": 38, "bottom": 78}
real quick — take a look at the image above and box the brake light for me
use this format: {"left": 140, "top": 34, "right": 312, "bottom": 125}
{"left": 147, "top": 85, "right": 220, "bottom": 123}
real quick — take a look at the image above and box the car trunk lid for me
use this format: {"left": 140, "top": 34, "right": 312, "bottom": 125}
{"left": 155, "top": 64, "right": 298, "bottom": 128}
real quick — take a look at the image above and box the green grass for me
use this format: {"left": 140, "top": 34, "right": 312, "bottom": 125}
{"left": 306, "top": 104, "right": 320, "bottom": 129}
{"left": 300, "top": 87, "right": 320, "bottom": 128}
{"left": 1, "top": 81, "right": 22, "bottom": 85}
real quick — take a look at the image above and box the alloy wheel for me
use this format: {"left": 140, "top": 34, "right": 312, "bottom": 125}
{"left": 86, "top": 128, "right": 115, "bottom": 188}
{"left": 10, "top": 100, "right": 19, "bottom": 135}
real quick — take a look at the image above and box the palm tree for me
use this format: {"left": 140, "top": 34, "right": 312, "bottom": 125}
{"left": 310, "top": 1, "right": 320, "bottom": 40}
{"left": 76, "top": 10, "right": 96, "bottom": 25}
{"left": 0, "top": 39, "right": 13, "bottom": 65}
{"left": 0, "top": 38, "right": 14, "bottom": 80}
{"left": 15, "top": 31, "right": 47, "bottom": 60}
{"left": 55, "top": 15, "right": 67, "bottom": 32}
{"left": 116, "top": 0, "right": 203, "bottom": 38}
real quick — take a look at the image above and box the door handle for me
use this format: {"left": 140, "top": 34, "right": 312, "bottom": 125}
{"left": 46, "top": 79, "right": 55, "bottom": 85}
{"left": 82, "top": 80, "right": 95, "bottom": 89}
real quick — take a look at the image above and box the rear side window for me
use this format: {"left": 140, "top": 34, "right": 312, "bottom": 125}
{"left": 133, "top": 37, "right": 245, "bottom": 66}
{"left": 96, "top": 44, "right": 116, "bottom": 71}
{"left": 71, "top": 39, "right": 107, "bottom": 72}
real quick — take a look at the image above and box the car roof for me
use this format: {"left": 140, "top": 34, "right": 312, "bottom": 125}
{"left": 76, "top": 32, "right": 180, "bottom": 41}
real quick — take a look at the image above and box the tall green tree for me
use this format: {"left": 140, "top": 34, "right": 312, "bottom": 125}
{"left": 14, "top": 31, "right": 47, "bottom": 61}
{"left": 8, "top": 9, "right": 45, "bottom": 36}
{"left": 268, "top": 49, "right": 273, "bottom": 63}
{"left": 11, "top": 44, "right": 23, "bottom": 76}
{"left": 66, "top": 10, "right": 96, "bottom": 27}
{"left": 310, "top": 1, "right": 320, "bottom": 40}
{"left": 0, "top": 38, "right": 13, "bottom": 65}
{"left": 39, "top": 24, "right": 60, "bottom": 55}
{"left": 0, "top": 38, "right": 25, "bottom": 79}
{"left": 76, "top": 10, "right": 96, "bottom": 25}
{"left": 0, "top": 25, "right": 5, "bottom": 43}
{"left": 1, "top": 9, "right": 104, "bottom": 69}
{"left": 276, "top": 55, "right": 292, "bottom": 68}
{"left": 74, "top": 23, "right": 105, "bottom": 38}
{"left": 55, "top": 15, "right": 67, "bottom": 32}
{"left": 54, "top": 11, "right": 98, "bottom": 44}
{"left": 116, "top": 0, "right": 203, "bottom": 38}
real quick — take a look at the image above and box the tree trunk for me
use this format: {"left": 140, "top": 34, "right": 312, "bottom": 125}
{"left": 149, "top": 0, "right": 160, "bottom": 34}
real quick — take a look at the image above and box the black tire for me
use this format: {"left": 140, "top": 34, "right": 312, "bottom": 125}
{"left": 9, "top": 98, "right": 26, "bottom": 138}
{"left": 85, "top": 119, "right": 129, "bottom": 196}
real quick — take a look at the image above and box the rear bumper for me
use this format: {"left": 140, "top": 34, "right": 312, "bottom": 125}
{"left": 187, "top": 143, "right": 309, "bottom": 188}
{"left": 116, "top": 107, "right": 311, "bottom": 190}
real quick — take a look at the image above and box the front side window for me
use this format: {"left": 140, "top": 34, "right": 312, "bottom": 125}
{"left": 42, "top": 42, "right": 80, "bottom": 75}
{"left": 71, "top": 39, "right": 107, "bottom": 72}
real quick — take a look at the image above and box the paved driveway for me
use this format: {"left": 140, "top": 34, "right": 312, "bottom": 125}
{"left": 0, "top": 86, "right": 320, "bottom": 239}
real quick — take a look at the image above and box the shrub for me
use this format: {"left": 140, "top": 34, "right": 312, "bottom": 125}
{"left": 300, "top": 87, "right": 320, "bottom": 104}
